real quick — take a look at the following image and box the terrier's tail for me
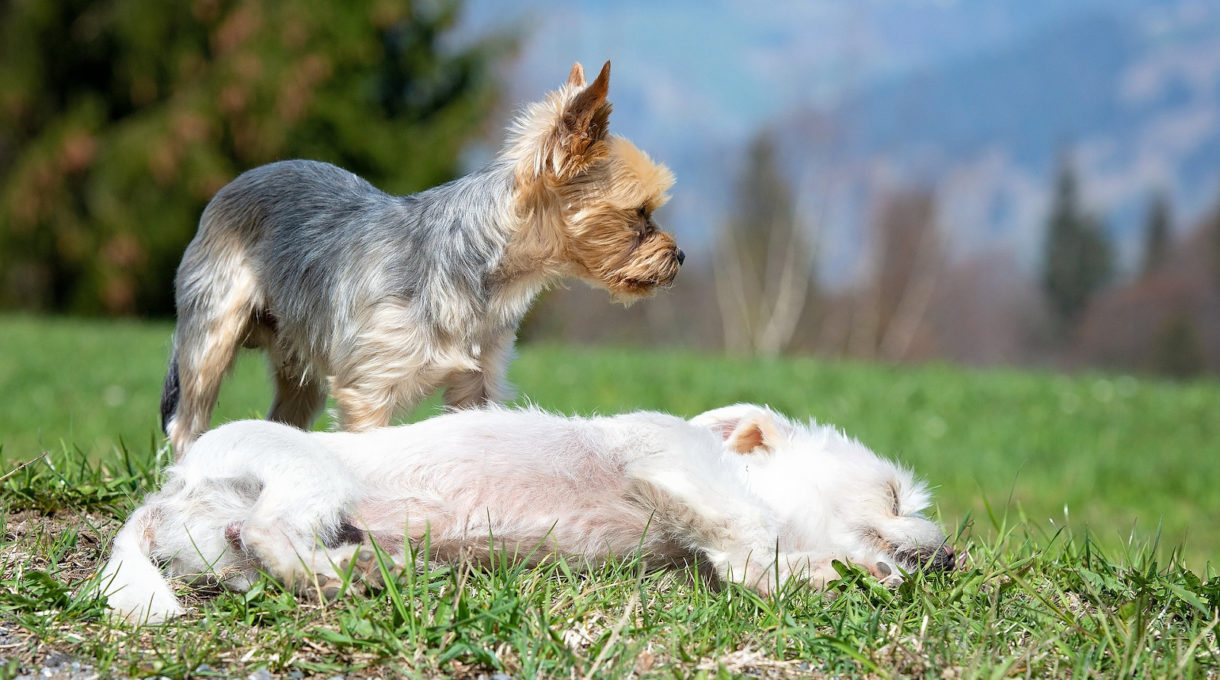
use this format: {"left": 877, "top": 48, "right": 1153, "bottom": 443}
{"left": 98, "top": 506, "right": 184, "bottom": 624}
{"left": 160, "top": 341, "right": 180, "bottom": 436}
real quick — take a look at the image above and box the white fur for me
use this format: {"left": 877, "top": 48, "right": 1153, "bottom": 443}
{"left": 98, "top": 405, "right": 950, "bottom": 624}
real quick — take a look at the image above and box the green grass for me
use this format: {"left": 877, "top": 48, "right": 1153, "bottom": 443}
{"left": 1, "top": 315, "right": 1218, "bottom": 678}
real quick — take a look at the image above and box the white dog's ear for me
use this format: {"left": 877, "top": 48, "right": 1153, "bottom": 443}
{"left": 726, "top": 414, "right": 786, "bottom": 454}
{"left": 691, "top": 404, "right": 788, "bottom": 454}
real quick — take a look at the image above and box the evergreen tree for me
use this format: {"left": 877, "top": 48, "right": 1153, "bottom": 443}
{"left": 1140, "top": 190, "right": 1172, "bottom": 277}
{"left": 1152, "top": 313, "right": 1206, "bottom": 378}
{"left": 1209, "top": 190, "right": 1220, "bottom": 292}
{"left": 1040, "top": 158, "right": 1113, "bottom": 331}
{"left": 0, "top": 0, "right": 512, "bottom": 315}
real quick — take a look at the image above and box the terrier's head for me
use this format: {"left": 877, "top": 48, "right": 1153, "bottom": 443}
{"left": 505, "top": 61, "right": 683, "bottom": 300}
{"left": 692, "top": 404, "right": 956, "bottom": 578}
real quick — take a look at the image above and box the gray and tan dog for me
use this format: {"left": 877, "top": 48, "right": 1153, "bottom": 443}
{"left": 161, "top": 61, "right": 683, "bottom": 456}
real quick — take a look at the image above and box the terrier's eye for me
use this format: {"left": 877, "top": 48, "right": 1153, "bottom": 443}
{"left": 636, "top": 206, "right": 648, "bottom": 219}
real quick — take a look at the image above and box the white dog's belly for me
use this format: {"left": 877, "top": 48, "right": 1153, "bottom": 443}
{"left": 349, "top": 472, "right": 680, "bottom": 567}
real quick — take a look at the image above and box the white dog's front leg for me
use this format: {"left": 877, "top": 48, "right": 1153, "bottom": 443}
{"left": 747, "top": 553, "right": 847, "bottom": 596}
{"left": 626, "top": 457, "right": 788, "bottom": 594}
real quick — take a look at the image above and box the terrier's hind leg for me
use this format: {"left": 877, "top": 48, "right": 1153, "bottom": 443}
{"left": 166, "top": 252, "right": 262, "bottom": 457}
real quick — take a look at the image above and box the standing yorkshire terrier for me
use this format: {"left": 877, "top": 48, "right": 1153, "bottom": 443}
{"left": 162, "top": 61, "right": 683, "bottom": 456}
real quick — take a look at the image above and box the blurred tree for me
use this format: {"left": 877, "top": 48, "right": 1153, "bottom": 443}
{"left": 714, "top": 131, "right": 818, "bottom": 356}
{"left": 1151, "top": 312, "right": 1206, "bottom": 378}
{"left": 849, "top": 188, "right": 943, "bottom": 361}
{"left": 1209, "top": 192, "right": 1220, "bottom": 292}
{"left": 0, "top": 0, "right": 511, "bottom": 316}
{"left": 1040, "top": 157, "right": 1113, "bottom": 333}
{"left": 1140, "top": 190, "right": 1172, "bottom": 278}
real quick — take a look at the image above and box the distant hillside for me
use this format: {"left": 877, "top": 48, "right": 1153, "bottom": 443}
{"left": 782, "top": 6, "right": 1220, "bottom": 278}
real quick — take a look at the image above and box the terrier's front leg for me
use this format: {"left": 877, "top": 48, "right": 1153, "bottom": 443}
{"left": 443, "top": 332, "right": 515, "bottom": 409}
{"left": 332, "top": 361, "right": 447, "bottom": 430}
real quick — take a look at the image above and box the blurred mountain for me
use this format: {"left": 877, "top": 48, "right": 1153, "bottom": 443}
{"left": 792, "top": 3, "right": 1220, "bottom": 280}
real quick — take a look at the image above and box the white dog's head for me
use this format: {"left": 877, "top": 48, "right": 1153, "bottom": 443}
{"left": 691, "top": 404, "right": 955, "bottom": 575}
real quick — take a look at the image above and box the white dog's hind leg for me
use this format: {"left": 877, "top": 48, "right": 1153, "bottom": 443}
{"left": 189, "top": 422, "right": 364, "bottom": 593}
{"left": 232, "top": 472, "right": 362, "bottom": 594}
{"left": 98, "top": 506, "right": 184, "bottom": 624}
{"left": 237, "top": 502, "right": 350, "bottom": 593}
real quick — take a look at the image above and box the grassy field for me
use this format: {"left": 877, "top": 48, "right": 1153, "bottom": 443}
{"left": 1, "top": 315, "right": 1218, "bottom": 678}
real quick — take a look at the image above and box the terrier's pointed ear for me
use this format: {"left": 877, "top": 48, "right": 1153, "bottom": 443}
{"left": 550, "top": 61, "right": 612, "bottom": 180}
{"left": 567, "top": 62, "right": 586, "bottom": 88}
{"left": 567, "top": 61, "right": 610, "bottom": 121}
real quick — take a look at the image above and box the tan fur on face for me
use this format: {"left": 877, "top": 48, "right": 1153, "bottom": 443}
{"left": 503, "top": 62, "right": 682, "bottom": 300}
{"left": 557, "top": 137, "right": 679, "bottom": 298}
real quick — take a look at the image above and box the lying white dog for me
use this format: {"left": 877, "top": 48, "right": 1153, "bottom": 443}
{"left": 99, "top": 404, "right": 953, "bottom": 623}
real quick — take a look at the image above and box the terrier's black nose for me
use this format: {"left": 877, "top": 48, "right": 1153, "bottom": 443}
{"left": 676, "top": 248, "right": 685, "bottom": 266}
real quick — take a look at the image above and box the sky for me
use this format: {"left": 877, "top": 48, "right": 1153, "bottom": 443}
{"left": 456, "top": 0, "right": 1145, "bottom": 142}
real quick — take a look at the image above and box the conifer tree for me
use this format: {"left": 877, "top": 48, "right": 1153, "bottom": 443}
{"left": 1040, "top": 158, "right": 1113, "bottom": 332}
{"left": 1140, "top": 190, "right": 1172, "bottom": 277}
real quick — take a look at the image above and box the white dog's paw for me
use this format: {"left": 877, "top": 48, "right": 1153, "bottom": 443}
{"left": 727, "top": 553, "right": 842, "bottom": 596}
{"left": 308, "top": 545, "right": 402, "bottom": 601}
{"left": 749, "top": 555, "right": 905, "bottom": 595}
{"left": 870, "top": 561, "right": 905, "bottom": 588}
{"left": 106, "top": 587, "right": 185, "bottom": 625}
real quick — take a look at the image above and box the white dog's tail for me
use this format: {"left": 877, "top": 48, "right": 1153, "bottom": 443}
{"left": 98, "top": 506, "right": 184, "bottom": 624}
